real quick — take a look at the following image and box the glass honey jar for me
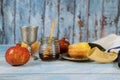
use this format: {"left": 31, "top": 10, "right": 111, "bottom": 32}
{"left": 39, "top": 37, "right": 60, "bottom": 61}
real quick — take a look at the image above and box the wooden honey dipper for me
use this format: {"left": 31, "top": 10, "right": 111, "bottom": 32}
{"left": 43, "top": 20, "right": 56, "bottom": 57}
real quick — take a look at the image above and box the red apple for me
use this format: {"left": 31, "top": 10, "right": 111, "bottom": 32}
{"left": 58, "top": 37, "right": 70, "bottom": 53}
{"left": 5, "top": 44, "right": 30, "bottom": 66}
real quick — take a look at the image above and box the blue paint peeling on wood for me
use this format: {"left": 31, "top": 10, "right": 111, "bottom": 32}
{"left": 103, "top": 0, "right": 118, "bottom": 35}
{"left": 30, "top": 0, "right": 45, "bottom": 40}
{"left": 3, "top": 0, "right": 15, "bottom": 44}
{"left": 88, "top": 0, "right": 103, "bottom": 42}
{"left": 59, "top": 0, "right": 74, "bottom": 43}
{"left": 0, "top": 0, "right": 3, "bottom": 44}
{"left": 74, "top": 0, "right": 88, "bottom": 43}
{"left": 15, "top": 0, "right": 30, "bottom": 42}
{"left": 116, "top": 0, "right": 120, "bottom": 35}
{"left": 44, "top": 0, "right": 59, "bottom": 38}
{"left": 0, "top": 0, "right": 120, "bottom": 44}
{"left": 0, "top": 0, "right": 2, "bottom": 30}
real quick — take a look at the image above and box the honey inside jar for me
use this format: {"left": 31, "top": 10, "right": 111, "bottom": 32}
{"left": 39, "top": 37, "right": 60, "bottom": 61}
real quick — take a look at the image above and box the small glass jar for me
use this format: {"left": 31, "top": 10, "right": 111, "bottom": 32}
{"left": 39, "top": 37, "right": 60, "bottom": 61}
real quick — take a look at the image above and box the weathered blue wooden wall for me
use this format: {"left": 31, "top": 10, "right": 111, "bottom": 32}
{"left": 0, "top": 0, "right": 120, "bottom": 44}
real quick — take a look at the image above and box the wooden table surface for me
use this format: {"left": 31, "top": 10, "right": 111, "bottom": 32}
{"left": 0, "top": 45, "right": 120, "bottom": 80}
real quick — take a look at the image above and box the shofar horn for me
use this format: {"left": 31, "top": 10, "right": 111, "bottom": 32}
{"left": 87, "top": 47, "right": 118, "bottom": 63}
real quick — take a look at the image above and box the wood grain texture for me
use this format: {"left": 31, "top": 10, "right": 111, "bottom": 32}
{"left": 101, "top": 0, "right": 118, "bottom": 37}
{"left": 1, "top": 74, "right": 120, "bottom": 80}
{"left": 59, "top": 0, "right": 74, "bottom": 43}
{"left": 0, "top": 0, "right": 120, "bottom": 44}
{"left": 88, "top": 0, "right": 103, "bottom": 42}
{"left": 115, "top": 0, "right": 120, "bottom": 35}
{"left": 44, "top": 0, "right": 59, "bottom": 38}
{"left": 0, "top": 0, "right": 2, "bottom": 30}
{"left": 74, "top": 0, "right": 89, "bottom": 43}
{"left": 30, "top": 0, "right": 45, "bottom": 40}
{"left": 0, "top": 0, "right": 3, "bottom": 44}
{"left": 15, "top": 0, "right": 30, "bottom": 42}
{"left": 2, "top": 0, "right": 15, "bottom": 44}
{"left": 116, "top": 0, "right": 120, "bottom": 35}
{"left": 0, "top": 73, "right": 120, "bottom": 80}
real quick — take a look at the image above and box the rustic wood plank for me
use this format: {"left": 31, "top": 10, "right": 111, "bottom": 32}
{"left": 44, "top": 0, "right": 59, "bottom": 38}
{"left": 0, "top": 30, "right": 2, "bottom": 44}
{"left": 30, "top": 0, "right": 45, "bottom": 41}
{"left": 101, "top": 0, "right": 118, "bottom": 37}
{"left": 115, "top": 0, "right": 120, "bottom": 35}
{"left": 0, "top": 0, "right": 120, "bottom": 44}
{"left": 1, "top": 74, "right": 120, "bottom": 80}
{"left": 15, "top": 0, "right": 30, "bottom": 43}
{"left": 0, "top": 0, "right": 2, "bottom": 30}
{"left": 2, "top": 0, "right": 15, "bottom": 44}
{"left": 59, "top": 0, "right": 75, "bottom": 44}
{"left": 74, "top": 0, "right": 89, "bottom": 43}
{"left": 88, "top": 0, "right": 103, "bottom": 42}
{"left": 0, "top": 0, "right": 3, "bottom": 44}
